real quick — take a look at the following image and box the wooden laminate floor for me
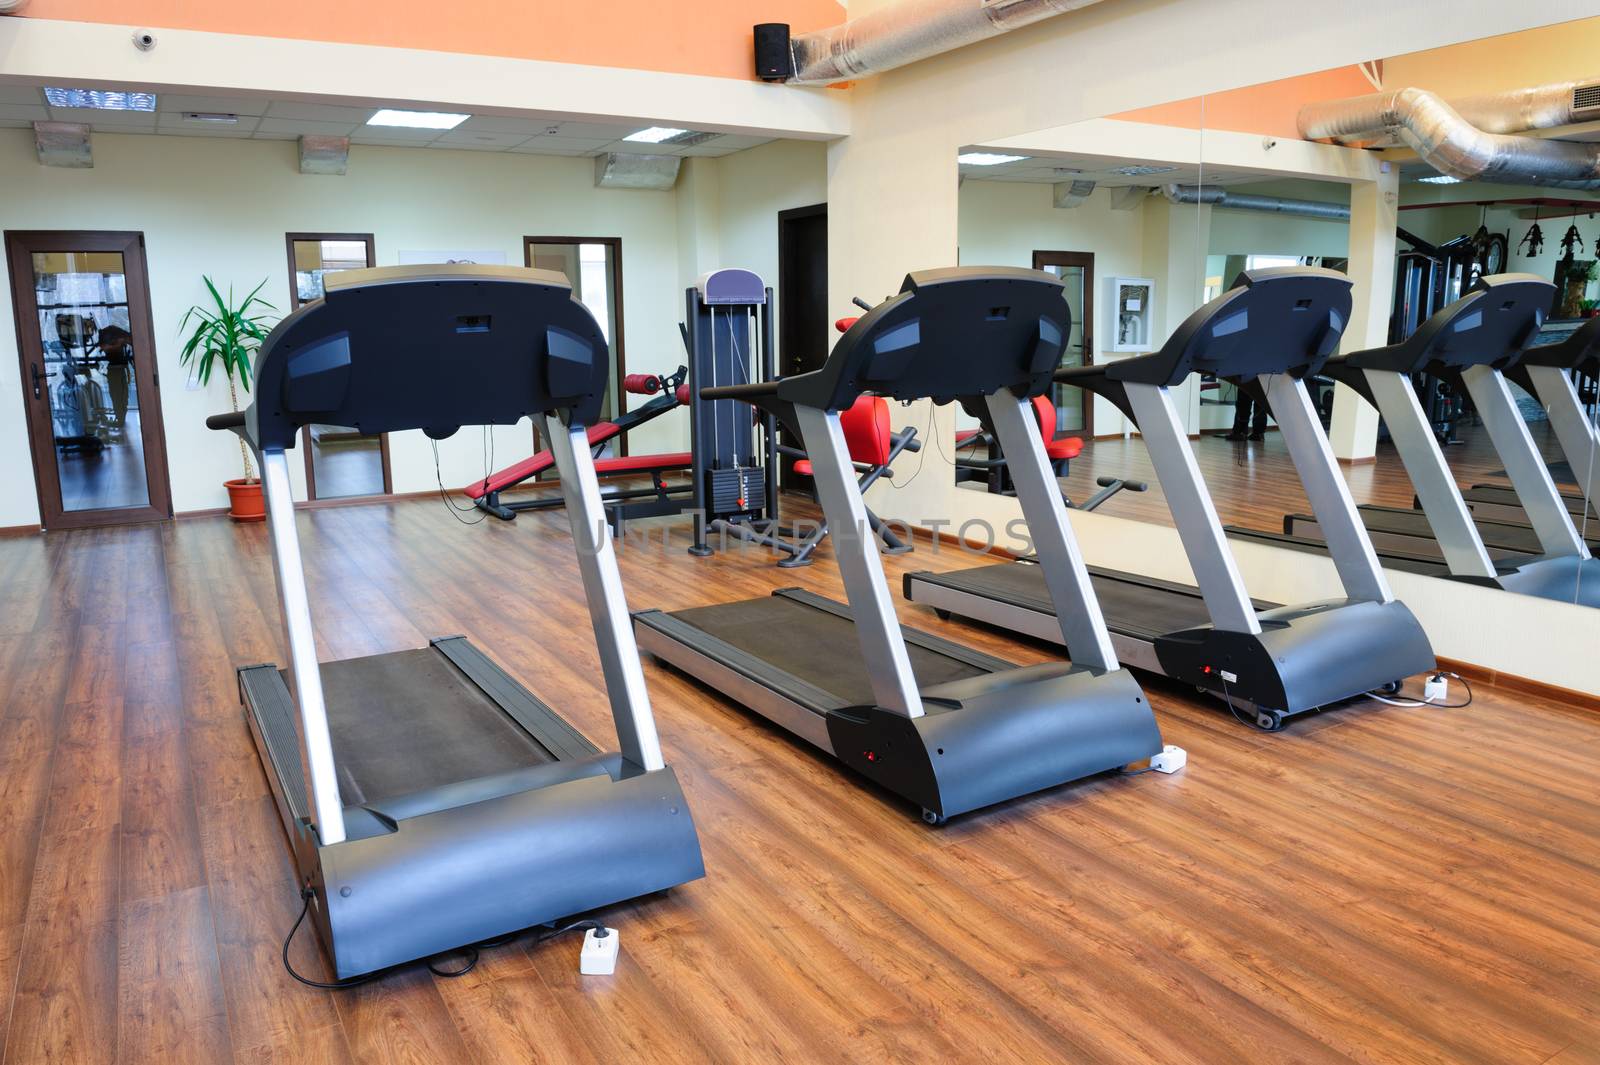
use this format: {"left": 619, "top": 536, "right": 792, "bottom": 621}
{"left": 0, "top": 433, "right": 1596, "bottom": 1064}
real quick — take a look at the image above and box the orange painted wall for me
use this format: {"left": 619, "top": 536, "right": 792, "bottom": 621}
{"left": 1112, "top": 65, "right": 1377, "bottom": 138}
{"left": 16, "top": 0, "right": 847, "bottom": 81}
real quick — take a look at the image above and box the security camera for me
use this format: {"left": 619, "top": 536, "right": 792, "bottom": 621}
{"left": 133, "top": 30, "right": 157, "bottom": 51}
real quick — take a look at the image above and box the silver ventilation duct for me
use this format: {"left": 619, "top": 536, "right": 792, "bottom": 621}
{"left": 299, "top": 135, "right": 350, "bottom": 176}
{"left": 1052, "top": 179, "right": 1096, "bottom": 208}
{"left": 1298, "top": 84, "right": 1600, "bottom": 188}
{"left": 34, "top": 122, "right": 91, "bottom": 168}
{"left": 1162, "top": 183, "right": 1351, "bottom": 221}
{"left": 0, "top": 0, "right": 30, "bottom": 13}
{"left": 786, "top": 0, "right": 1112, "bottom": 85}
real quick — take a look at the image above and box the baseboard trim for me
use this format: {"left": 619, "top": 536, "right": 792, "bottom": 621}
{"left": 0, "top": 523, "right": 41, "bottom": 538}
{"left": 1434, "top": 656, "right": 1596, "bottom": 710}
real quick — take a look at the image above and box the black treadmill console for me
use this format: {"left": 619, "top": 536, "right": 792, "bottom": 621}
{"left": 1108, "top": 266, "right": 1353, "bottom": 386}
{"left": 1344, "top": 273, "right": 1552, "bottom": 375}
{"left": 777, "top": 266, "right": 1068, "bottom": 411}
{"left": 1517, "top": 312, "right": 1600, "bottom": 373}
{"left": 244, "top": 264, "right": 611, "bottom": 451}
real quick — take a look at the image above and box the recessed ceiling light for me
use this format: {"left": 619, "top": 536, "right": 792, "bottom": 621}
{"left": 183, "top": 112, "right": 239, "bottom": 124}
{"left": 367, "top": 109, "right": 469, "bottom": 130}
{"left": 958, "top": 152, "right": 1028, "bottom": 166}
{"left": 1108, "top": 164, "right": 1179, "bottom": 177}
{"left": 625, "top": 126, "right": 690, "bottom": 143}
{"left": 44, "top": 87, "right": 156, "bottom": 111}
{"left": 1417, "top": 174, "right": 1463, "bottom": 184}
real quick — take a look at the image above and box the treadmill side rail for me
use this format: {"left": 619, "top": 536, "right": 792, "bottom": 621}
{"left": 1262, "top": 373, "right": 1392, "bottom": 604}
{"left": 984, "top": 391, "right": 1118, "bottom": 671}
{"left": 793, "top": 405, "right": 924, "bottom": 718}
{"left": 260, "top": 447, "right": 348, "bottom": 846}
{"left": 544, "top": 414, "right": 667, "bottom": 772}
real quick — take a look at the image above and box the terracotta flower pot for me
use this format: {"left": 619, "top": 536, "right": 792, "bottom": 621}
{"left": 225, "top": 478, "right": 266, "bottom": 523}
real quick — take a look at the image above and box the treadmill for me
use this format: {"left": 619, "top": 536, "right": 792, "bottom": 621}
{"left": 635, "top": 267, "right": 1165, "bottom": 824}
{"left": 1229, "top": 275, "right": 1600, "bottom": 608}
{"left": 905, "top": 267, "right": 1436, "bottom": 731}
{"left": 209, "top": 264, "right": 703, "bottom": 980}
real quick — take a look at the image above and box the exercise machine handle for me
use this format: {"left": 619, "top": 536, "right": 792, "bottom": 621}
{"left": 207, "top": 411, "right": 247, "bottom": 432}
{"left": 835, "top": 316, "right": 859, "bottom": 333}
{"left": 622, "top": 372, "right": 663, "bottom": 396}
{"left": 851, "top": 296, "right": 872, "bottom": 312}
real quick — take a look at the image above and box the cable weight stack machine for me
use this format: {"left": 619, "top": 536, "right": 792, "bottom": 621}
{"left": 684, "top": 269, "right": 780, "bottom": 555}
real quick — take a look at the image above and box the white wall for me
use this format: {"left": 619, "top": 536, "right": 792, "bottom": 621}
{"left": 0, "top": 130, "right": 686, "bottom": 522}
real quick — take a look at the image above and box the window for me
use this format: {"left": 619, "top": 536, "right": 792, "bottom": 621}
{"left": 284, "top": 233, "right": 390, "bottom": 500}
{"left": 525, "top": 237, "right": 624, "bottom": 440}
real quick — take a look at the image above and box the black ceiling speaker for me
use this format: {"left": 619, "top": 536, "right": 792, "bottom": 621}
{"left": 754, "top": 23, "right": 793, "bottom": 81}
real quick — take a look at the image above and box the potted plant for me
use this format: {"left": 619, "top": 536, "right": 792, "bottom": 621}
{"left": 1582, "top": 299, "right": 1600, "bottom": 319}
{"left": 179, "top": 278, "right": 277, "bottom": 522}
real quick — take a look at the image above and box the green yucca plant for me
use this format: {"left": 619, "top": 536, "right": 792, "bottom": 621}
{"left": 179, "top": 278, "right": 276, "bottom": 482}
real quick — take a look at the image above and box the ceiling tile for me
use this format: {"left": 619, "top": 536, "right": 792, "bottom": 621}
{"left": 679, "top": 144, "right": 739, "bottom": 157}
{"left": 431, "top": 130, "right": 532, "bottom": 149}
{"left": 550, "top": 121, "right": 638, "bottom": 140}
{"left": 515, "top": 134, "right": 610, "bottom": 151}
{"left": 51, "top": 106, "right": 156, "bottom": 128}
{"left": 506, "top": 143, "right": 595, "bottom": 156}
{"left": 602, "top": 141, "right": 685, "bottom": 156}
{"left": 0, "top": 85, "right": 46, "bottom": 106}
{"left": 156, "top": 111, "right": 260, "bottom": 134}
{"left": 457, "top": 115, "right": 560, "bottom": 136}
{"left": 250, "top": 130, "right": 300, "bottom": 141}
{"left": 704, "top": 134, "right": 772, "bottom": 149}
{"left": 158, "top": 94, "right": 271, "bottom": 117}
{"left": 256, "top": 117, "right": 360, "bottom": 136}
{"left": 351, "top": 136, "right": 443, "bottom": 148}
{"left": 0, "top": 104, "right": 47, "bottom": 123}
{"left": 349, "top": 125, "right": 441, "bottom": 144}
{"left": 265, "top": 101, "right": 374, "bottom": 123}
{"left": 0, "top": 119, "right": 33, "bottom": 129}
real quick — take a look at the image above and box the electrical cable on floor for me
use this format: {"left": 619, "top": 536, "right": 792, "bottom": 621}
{"left": 431, "top": 429, "right": 493, "bottom": 526}
{"left": 282, "top": 885, "right": 611, "bottom": 988}
{"left": 1365, "top": 671, "right": 1474, "bottom": 710}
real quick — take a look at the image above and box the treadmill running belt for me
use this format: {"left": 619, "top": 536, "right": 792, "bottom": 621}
{"left": 922, "top": 563, "right": 1263, "bottom": 642}
{"left": 669, "top": 595, "right": 989, "bottom": 707}
{"left": 1348, "top": 507, "right": 1600, "bottom": 553}
{"left": 317, "top": 648, "right": 555, "bottom": 807}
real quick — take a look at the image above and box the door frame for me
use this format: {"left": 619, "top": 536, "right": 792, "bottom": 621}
{"left": 6, "top": 229, "right": 173, "bottom": 529}
{"left": 284, "top": 232, "right": 392, "bottom": 498}
{"left": 524, "top": 236, "right": 625, "bottom": 454}
{"left": 1032, "top": 249, "right": 1095, "bottom": 437}
{"left": 777, "top": 203, "right": 827, "bottom": 378}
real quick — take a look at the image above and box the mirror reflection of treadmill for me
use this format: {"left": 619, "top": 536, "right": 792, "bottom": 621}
{"left": 1228, "top": 275, "right": 1600, "bottom": 608}
{"left": 904, "top": 267, "right": 1437, "bottom": 731}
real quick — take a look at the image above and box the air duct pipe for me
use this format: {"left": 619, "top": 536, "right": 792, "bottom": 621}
{"left": 0, "top": 0, "right": 30, "bottom": 12}
{"left": 1298, "top": 84, "right": 1600, "bottom": 188}
{"left": 1162, "top": 184, "right": 1351, "bottom": 221}
{"left": 785, "top": 0, "right": 1112, "bottom": 85}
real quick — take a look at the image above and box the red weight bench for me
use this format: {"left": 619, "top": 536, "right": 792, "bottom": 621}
{"left": 464, "top": 368, "right": 695, "bottom": 522}
{"left": 955, "top": 394, "right": 1142, "bottom": 511}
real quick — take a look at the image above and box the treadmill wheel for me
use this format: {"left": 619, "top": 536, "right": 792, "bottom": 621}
{"left": 922, "top": 808, "right": 948, "bottom": 826}
{"left": 1379, "top": 680, "right": 1403, "bottom": 695}
{"left": 934, "top": 609, "right": 952, "bottom": 621}
{"left": 1255, "top": 710, "right": 1285, "bottom": 732}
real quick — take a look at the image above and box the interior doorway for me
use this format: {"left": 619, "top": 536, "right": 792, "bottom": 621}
{"left": 6, "top": 230, "right": 172, "bottom": 529}
{"left": 1032, "top": 250, "right": 1095, "bottom": 437}
{"left": 286, "top": 233, "right": 391, "bottom": 500}
{"left": 778, "top": 204, "right": 827, "bottom": 484}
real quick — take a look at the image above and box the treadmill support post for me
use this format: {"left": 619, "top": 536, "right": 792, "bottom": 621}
{"left": 985, "top": 392, "right": 1119, "bottom": 672}
{"left": 793, "top": 405, "right": 924, "bottom": 718}
{"left": 260, "top": 448, "right": 347, "bottom": 846}
{"left": 1261, "top": 374, "right": 1392, "bottom": 604}
{"left": 1523, "top": 364, "right": 1600, "bottom": 508}
{"left": 545, "top": 415, "right": 668, "bottom": 771}
{"left": 1361, "top": 370, "right": 1497, "bottom": 577}
{"left": 1460, "top": 365, "right": 1591, "bottom": 559}
{"left": 1123, "top": 383, "right": 1261, "bottom": 635}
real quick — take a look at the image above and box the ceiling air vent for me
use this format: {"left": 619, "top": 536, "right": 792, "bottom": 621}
{"left": 1573, "top": 82, "right": 1600, "bottom": 114}
{"left": 665, "top": 131, "right": 718, "bottom": 148}
{"left": 595, "top": 153, "right": 681, "bottom": 190}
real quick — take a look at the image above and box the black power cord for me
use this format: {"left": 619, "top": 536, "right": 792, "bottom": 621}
{"left": 282, "top": 886, "right": 611, "bottom": 988}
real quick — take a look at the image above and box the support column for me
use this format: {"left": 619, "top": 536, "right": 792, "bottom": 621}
{"left": 1331, "top": 167, "right": 1398, "bottom": 461}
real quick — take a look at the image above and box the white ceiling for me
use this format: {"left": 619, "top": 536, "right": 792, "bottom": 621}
{"left": 957, "top": 147, "right": 1265, "bottom": 188}
{"left": 0, "top": 83, "right": 775, "bottom": 158}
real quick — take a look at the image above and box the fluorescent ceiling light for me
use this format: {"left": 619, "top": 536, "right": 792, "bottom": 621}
{"left": 1108, "top": 164, "right": 1179, "bottom": 177}
{"left": 1417, "top": 174, "right": 1463, "bottom": 184}
{"left": 367, "top": 109, "right": 469, "bottom": 130}
{"left": 625, "top": 126, "right": 690, "bottom": 143}
{"left": 959, "top": 152, "right": 1028, "bottom": 166}
{"left": 44, "top": 87, "right": 156, "bottom": 111}
{"left": 183, "top": 112, "right": 239, "bottom": 124}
